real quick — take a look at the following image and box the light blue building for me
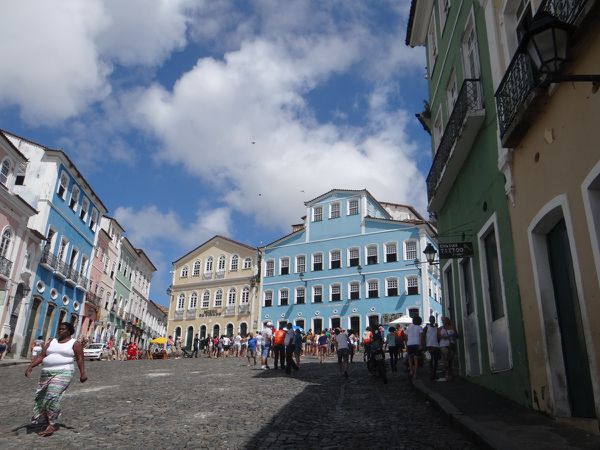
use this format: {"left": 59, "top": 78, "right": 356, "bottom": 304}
{"left": 260, "top": 189, "right": 442, "bottom": 334}
{"left": 5, "top": 131, "right": 107, "bottom": 354}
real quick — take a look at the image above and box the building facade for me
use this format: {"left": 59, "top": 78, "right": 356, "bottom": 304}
{"left": 260, "top": 189, "right": 442, "bottom": 334}
{"left": 0, "top": 132, "right": 43, "bottom": 355}
{"left": 168, "top": 235, "right": 259, "bottom": 348}
{"left": 406, "top": 0, "right": 530, "bottom": 406}
{"left": 486, "top": 0, "right": 600, "bottom": 425}
{"left": 127, "top": 248, "right": 156, "bottom": 348}
{"left": 4, "top": 131, "right": 107, "bottom": 357}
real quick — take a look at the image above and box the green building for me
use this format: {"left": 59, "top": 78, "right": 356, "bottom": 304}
{"left": 113, "top": 237, "right": 135, "bottom": 347}
{"left": 406, "top": 0, "right": 530, "bottom": 406}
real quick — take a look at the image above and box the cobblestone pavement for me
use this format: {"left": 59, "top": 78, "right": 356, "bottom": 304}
{"left": 0, "top": 355, "right": 478, "bottom": 449}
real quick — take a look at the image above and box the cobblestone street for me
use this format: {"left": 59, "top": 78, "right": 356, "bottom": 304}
{"left": 0, "top": 356, "right": 478, "bottom": 449}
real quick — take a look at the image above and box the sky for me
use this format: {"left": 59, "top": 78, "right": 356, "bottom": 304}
{"left": 0, "top": 0, "right": 430, "bottom": 306}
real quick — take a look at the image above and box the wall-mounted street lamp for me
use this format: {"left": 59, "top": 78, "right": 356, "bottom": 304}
{"left": 357, "top": 264, "right": 365, "bottom": 282}
{"left": 525, "top": 12, "right": 600, "bottom": 90}
{"left": 423, "top": 243, "right": 439, "bottom": 266}
{"left": 299, "top": 272, "right": 307, "bottom": 287}
{"left": 166, "top": 286, "right": 172, "bottom": 296}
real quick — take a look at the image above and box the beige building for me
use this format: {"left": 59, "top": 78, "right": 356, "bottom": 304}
{"left": 167, "top": 235, "right": 259, "bottom": 348}
{"left": 485, "top": 0, "right": 600, "bottom": 428}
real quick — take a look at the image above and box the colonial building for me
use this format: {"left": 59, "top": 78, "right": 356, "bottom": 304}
{"left": 260, "top": 189, "right": 442, "bottom": 333}
{"left": 486, "top": 0, "right": 600, "bottom": 426}
{"left": 127, "top": 248, "right": 156, "bottom": 347}
{"left": 0, "top": 132, "right": 43, "bottom": 356}
{"left": 3, "top": 131, "right": 108, "bottom": 357}
{"left": 406, "top": 0, "right": 530, "bottom": 407}
{"left": 145, "top": 299, "right": 167, "bottom": 340}
{"left": 168, "top": 236, "right": 259, "bottom": 348}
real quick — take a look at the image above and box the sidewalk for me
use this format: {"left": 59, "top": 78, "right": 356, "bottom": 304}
{"left": 0, "top": 357, "right": 29, "bottom": 367}
{"left": 412, "top": 372, "right": 600, "bottom": 450}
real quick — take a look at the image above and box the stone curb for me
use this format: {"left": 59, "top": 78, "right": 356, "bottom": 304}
{"left": 0, "top": 360, "right": 30, "bottom": 368}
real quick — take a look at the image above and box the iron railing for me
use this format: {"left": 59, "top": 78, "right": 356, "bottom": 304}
{"left": 238, "top": 304, "right": 250, "bottom": 315}
{"left": 495, "top": 0, "right": 587, "bottom": 143}
{"left": 215, "top": 271, "right": 225, "bottom": 280}
{"left": 85, "top": 291, "right": 102, "bottom": 307}
{"left": 202, "top": 272, "right": 213, "bottom": 280}
{"left": 426, "top": 79, "right": 482, "bottom": 202}
{"left": 174, "top": 310, "right": 184, "bottom": 320}
{"left": 224, "top": 306, "right": 236, "bottom": 316}
{"left": 185, "top": 309, "right": 197, "bottom": 320}
{"left": 40, "top": 249, "right": 59, "bottom": 270}
{"left": 0, "top": 255, "right": 12, "bottom": 278}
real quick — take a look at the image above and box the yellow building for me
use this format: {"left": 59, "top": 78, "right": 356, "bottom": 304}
{"left": 487, "top": 0, "right": 600, "bottom": 429}
{"left": 167, "top": 235, "right": 259, "bottom": 348}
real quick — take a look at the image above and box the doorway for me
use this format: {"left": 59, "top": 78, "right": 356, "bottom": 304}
{"left": 368, "top": 315, "right": 379, "bottom": 329}
{"left": 212, "top": 324, "right": 220, "bottom": 338}
{"left": 21, "top": 298, "right": 42, "bottom": 357}
{"left": 313, "top": 318, "right": 323, "bottom": 334}
{"left": 186, "top": 326, "right": 194, "bottom": 349}
{"left": 240, "top": 322, "right": 247, "bottom": 337}
{"left": 349, "top": 316, "right": 360, "bottom": 334}
{"left": 226, "top": 323, "right": 234, "bottom": 337}
{"left": 200, "top": 325, "right": 207, "bottom": 339}
{"left": 42, "top": 304, "right": 56, "bottom": 340}
{"left": 331, "top": 317, "right": 341, "bottom": 330}
{"left": 460, "top": 258, "right": 481, "bottom": 375}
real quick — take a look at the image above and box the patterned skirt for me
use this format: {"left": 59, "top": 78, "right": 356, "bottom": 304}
{"left": 32, "top": 368, "right": 74, "bottom": 426}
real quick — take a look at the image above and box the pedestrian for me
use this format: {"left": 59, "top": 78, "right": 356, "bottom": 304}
{"left": 261, "top": 322, "right": 273, "bottom": 370}
{"left": 348, "top": 330, "right": 357, "bottom": 363}
{"left": 334, "top": 328, "right": 350, "bottom": 378}
{"left": 362, "top": 327, "right": 373, "bottom": 361}
{"left": 386, "top": 327, "right": 399, "bottom": 373}
{"left": 284, "top": 323, "right": 299, "bottom": 374}
{"left": 273, "top": 325, "right": 287, "bottom": 370}
{"left": 0, "top": 333, "right": 8, "bottom": 360}
{"left": 317, "top": 331, "right": 328, "bottom": 363}
{"left": 31, "top": 335, "right": 45, "bottom": 360}
{"left": 438, "top": 317, "right": 459, "bottom": 381}
{"left": 395, "top": 326, "right": 406, "bottom": 359}
{"left": 406, "top": 316, "right": 423, "bottom": 380}
{"left": 293, "top": 328, "right": 303, "bottom": 367}
{"left": 424, "top": 316, "right": 440, "bottom": 380}
{"left": 240, "top": 333, "right": 248, "bottom": 357}
{"left": 192, "top": 333, "right": 200, "bottom": 358}
{"left": 247, "top": 333, "right": 257, "bottom": 366}
{"left": 25, "top": 322, "right": 87, "bottom": 437}
{"left": 255, "top": 331, "right": 263, "bottom": 356}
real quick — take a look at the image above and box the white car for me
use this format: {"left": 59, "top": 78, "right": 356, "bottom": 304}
{"left": 83, "top": 343, "right": 110, "bottom": 361}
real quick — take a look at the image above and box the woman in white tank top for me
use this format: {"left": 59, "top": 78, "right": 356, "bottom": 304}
{"left": 25, "top": 322, "right": 88, "bottom": 436}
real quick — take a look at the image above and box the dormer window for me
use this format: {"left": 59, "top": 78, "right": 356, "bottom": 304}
{"left": 330, "top": 202, "right": 340, "bottom": 219}
{"left": 69, "top": 185, "right": 80, "bottom": 211}
{"left": 80, "top": 198, "right": 89, "bottom": 222}
{"left": 57, "top": 173, "right": 69, "bottom": 199}
{"left": 0, "top": 159, "right": 11, "bottom": 186}
{"left": 280, "top": 257, "right": 289, "bottom": 275}
{"left": 313, "top": 206, "right": 323, "bottom": 222}
{"left": 348, "top": 199, "right": 359, "bottom": 215}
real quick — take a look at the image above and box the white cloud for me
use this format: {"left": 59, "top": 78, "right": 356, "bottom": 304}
{"left": 114, "top": 205, "right": 232, "bottom": 250}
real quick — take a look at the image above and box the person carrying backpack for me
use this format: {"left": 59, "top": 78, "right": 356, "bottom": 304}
{"left": 424, "top": 316, "right": 440, "bottom": 380}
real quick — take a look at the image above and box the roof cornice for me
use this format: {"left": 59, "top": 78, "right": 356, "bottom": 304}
{"left": 405, "top": 0, "right": 434, "bottom": 47}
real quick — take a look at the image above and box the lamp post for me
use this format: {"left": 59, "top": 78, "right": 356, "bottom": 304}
{"left": 525, "top": 12, "right": 600, "bottom": 88}
{"left": 299, "top": 272, "right": 306, "bottom": 287}
{"left": 423, "top": 243, "right": 438, "bottom": 265}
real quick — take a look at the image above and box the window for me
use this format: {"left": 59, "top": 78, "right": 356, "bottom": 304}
{"left": 366, "top": 245, "right": 378, "bottom": 265}
{"left": 427, "top": 9, "right": 438, "bottom": 73}
{"left": 243, "top": 257, "right": 252, "bottom": 269}
{"left": 483, "top": 228, "right": 505, "bottom": 321}
{"left": 279, "top": 289, "right": 289, "bottom": 306}
{"left": 409, "top": 308, "right": 419, "bottom": 319}
{"left": 313, "top": 253, "right": 323, "bottom": 271}
{"left": 202, "top": 291, "right": 210, "bottom": 308}
{"left": 387, "top": 278, "right": 399, "bottom": 296}
{"left": 368, "top": 280, "right": 379, "bottom": 298}
{"left": 264, "top": 291, "right": 273, "bottom": 307}
{"left": 433, "top": 108, "right": 443, "bottom": 151}
{"left": 89, "top": 209, "right": 98, "bottom": 232}
{"left": 80, "top": 256, "right": 88, "bottom": 277}
{"left": 192, "top": 260, "right": 201, "bottom": 277}
{"left": 214, "top": 289, "right": 223, "bottom": 307}
{"left": 181, "top": 265, "right": 189, "bottom": 278}
{"left": 405, "top": 241, "right": 417, "bottom": 260}
{"left": 461, "top": 259, "right": 474, "bottom": 315}
{"left": 296, "top": 255, "right": 306, "bottom": 273}
{"left": 177, "top": 294, "right": 185, "bottom": 310}
{"left": 69, "top": 185, "right": 80, "bottom": 211}
{"left": 439, "top": 0, "right": 450, "bottom": 31}
{"left": 313, "top": 206, "right": 323, "bottom": 222}
{"left": 190, "top": 292, "right": 198, "bottom": 309}
{"left": 217, "top": 255, "right": 226, "bottom": 271}
{"left": 230, "top": 255, "right": 239, "bottom": 271}
{"left": 280, "top": 257, "right": 290, "bottom": 275}
{"left": 349, "top": 282, "right": 360, "bottom": 300}
{"left": 313, "top": 286, "right": 323, "bottom": 303}
{"left": 331, "top": 284, "right": 341, "bottom": 301}
{"left": 296, "top": 287, "right": 305, "bottom": 304}
{"left": 205, "top": 257, "right": 213, "bottom": 273}
{"left": 58, "top": 238, "right": 68, "bottom": 262}
{"left": 241, "top": 287, "right": 250, "bottom": 304}
{"left": 228, "top": 288, "right": 236, "bottom": 306}
{"left": 348, "top": 199, "right": 359, "bottom": 215}
{"left": 0, "top": 159, "right": 11, "bottom": 185}
{"left": 14, "top": 163, "right": 25, "bottom": 186}
{"left": 80, "top": 198, "right": 89, "bottom": 221}
{"left": 330, "top": 202, "right": 340, "bottom": 219}
{"left": 57, "top": 173, "right": 68, "bottom": 199}
{"left": 0, "top": 228, "right": 12, "bottom": 258}
{"left": 330, "top": 250, "right": 341, "bottom": 269}
{"left": 385, "top": 243, "right": 397, "bottom": 262}
{"left": 348, "top": 248, "right": 359, "bottom": 267}
{"left": 407, "top": 276, "right": 419, "bottom": 295}
{"left": 266, "top": 260, "right": 274, "bottom": 277}
{"left": 447, "top": 69, "right": 458, "bottom": 113}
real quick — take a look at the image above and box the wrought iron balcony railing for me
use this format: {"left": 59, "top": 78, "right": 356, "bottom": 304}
{"left": 40, "top": 249, "right": 59, "bottom": 270}
{"left": 0, "top": 255, "right": 12, "bottom": 278}
{"left": 85, "top": 292, "right": 102, "bottom": 307}
{"left": 224, "top": 306, "right": 236, "bottom": 316}
{"left": 174, "top": 310, "right": 184, "bottom": 320}
{"left": 202, "top": 272, "right": 213, "bottom": 280}
{"left": 77, "top": 274, "right": 89, "bottom": 290}
{"left": 215, "top": 271, "right": 226, "bottom": 279}
{"left": 426, "top": 79, "right": 483, "bottom": 203}
{"left": 495, "top": 0, "right": 587, "bottom": 146}
{"left": 185, "top": 309, "right": 197, "bottom": 320}
{"left": 238, "top": 304, "right": 250, "bottom": 315}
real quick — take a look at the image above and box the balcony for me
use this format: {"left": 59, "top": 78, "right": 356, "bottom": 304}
{"left": 202, "top": 272, "right": 213, "bottom": 280}
{"left": 224, "top": 306, "right": 236, "bottom": 317}
{"left": 76, "top": 274, "right": 89, "bottom": 291}
{"left": 54, "top": 260, "right": 70, "bottom": 280}
{"left": 495, "top": 0, "right": 587, "bottom": 147}
{"left": 426, "top": 79, "right": 484, "bottom": 212}
{"left": 215, "top": 271, "right": 226, "bottom": 280}
{"left": 0, "top": 255, "right": 12, "bottom": 279}
{"left": 66, "top": 267, "right": 78, "bottom": 286}
{"left": 238, "top": 304, "right": 250, "bottom": 315}
{"left": 85, "top": 292, "right": 102, "bottom": 308}
{"left": 185, "top": 309, "right": 197, "bottom": 320}
{"left": 174, "top": 310, "right": 184, "bottom": 321}
{"left": 40, "top": 249, "right": 58, "bottom": 271}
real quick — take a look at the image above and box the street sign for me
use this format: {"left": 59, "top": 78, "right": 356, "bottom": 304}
{"left": 438, "top": 242, "right": 473, "bottom": 259}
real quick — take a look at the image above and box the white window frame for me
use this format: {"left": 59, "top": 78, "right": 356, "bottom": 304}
{"left": 69, "top": 185, "right": 80, "bottom": 212}
{"left": 349, "top": 281, "right": 360, "bottom": 300}
{"left": 57, "top": 172, "right": 69, "bottom": 199}
{"left": 427, "top": 9, "right": 438, "bottom": 74}
{"left": 243, "top": 257, "right": 252, "bottom": 270}
{"left": 384, "top": 242, "right": 398, "bottom": 263}
{"left": 386, "top": 277, "right": 399, "bottom": 296}
{"left": 446, "top": 69, "right": 458, "bottom": 114}
{"left": 192, "top": 260, "right": 201, "bottom": 277}
{"left": 189, "top": 292, "right": 198, "bottom": 309}
{"left": 217, "top": 255, "right": 226, "bottom": 271}
{"left": 280, "top": 257, "right": 290, "bottom": 275}
{"left": 348, "top": 247, "right": 360, "bottom": 267}
{"left": 177, "top": 293, "right": 185, "bottom": 310}
{"left": 296, "top": 254, "right": 306, "bottom": 273}
{"left": 367, "top": 279, "right": 379, "bottom": 298}
{"left": 227, "top": 288, "right": 236, "bottom": 306}
{"left": 433, "top": 108, "right": 443, "bottom": 152}
{"left": 202, "top": 290, "right": 210, "bottom": 308}
{"left": 312, "top": 285, "right": 323, "bottom": 303}
{"left": 404, "top": 240, "right": 418, "bottom": 261}
{"left": 241, "top": 287, "right": 250, "bottom": 304}
{"left": 330, "top": 202, "right": 341, "bottom": 219}
{"left": 330, "top": 283, "right": 341, "bottom": 302}
{"left": 312, "top": 252, "right": 323, "bottom": 271}
{"left": 313, "top": 206, "right": 323, "bottom": 222}
{"left": 230, "top": 255, "right": 239, "bottom": 271}
{"left": 295, "top": 286, "right": 305, "bottom": 304}
{"left": 348, "top": 199, "right": 359, "bottom": 215}
{"left": 264, "top": 290, "right": 273, "bottom": 307}
{"left": 180, "top": 265, "right": 189, "bottom": 278}
{"left": 214, "top": 289, "right": 223, "bottom": 307}
{"left": 406, "top": 276, "right": 419, "bottom": 295}
{"left": 279, "top": 288, "right": 289, "bottom": 306}
{"left": 330, "top": 249, "right": 341, "bottom": 269}
{"left": 366, "top": 244, "right": 378, "bottom": 265}
{"left": 205, "top": 256, "right": 214, "bottom": 273}
{"left": 266, "top": 260, "right": 275, "bottom": 277}
{"left": 439, "top": 0, "right": 450, "bottom": 33}
{"left": 0, "top": 158, "right": 12, "bottom": 186}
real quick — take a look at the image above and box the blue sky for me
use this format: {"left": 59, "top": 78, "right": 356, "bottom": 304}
{"left": 0, "top": 0, "right": 430, "bottom": 306}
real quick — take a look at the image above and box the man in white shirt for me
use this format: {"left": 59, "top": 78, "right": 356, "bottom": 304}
{"left": 261, "top": 322, "right": 273, "bottom": 370}
{"left": 334, "top": 328, "right": 350, "bottom": 378}
{"left": 284, "top": 323, "right": 299, "bottom": 374}
{"left": 424, "top": 316, "right": 440, "bottom": 380}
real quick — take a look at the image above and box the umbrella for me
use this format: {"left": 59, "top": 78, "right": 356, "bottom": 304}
{"left": 150, "top": 337, "right": 167, "bottom": 344}
{"left": 292, "top": 325, "right": 305, "bottom": 333}
{"left": 389, "top": 316, "right": 414, "bottom": 325}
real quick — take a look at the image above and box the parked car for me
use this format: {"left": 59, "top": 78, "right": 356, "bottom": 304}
{"left": 83, "top": 343, "right": 110, "bottom": 361}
